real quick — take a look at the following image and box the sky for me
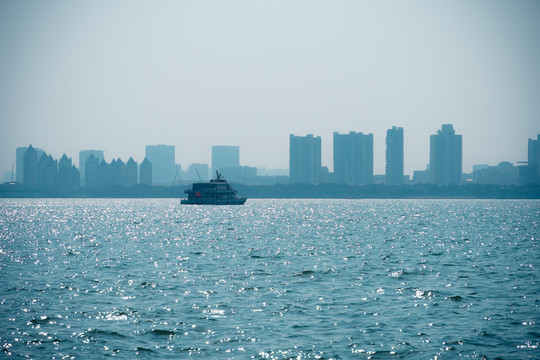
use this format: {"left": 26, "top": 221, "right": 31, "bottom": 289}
{"left": 1, "top": 0, "right": 540, "bottom": 177}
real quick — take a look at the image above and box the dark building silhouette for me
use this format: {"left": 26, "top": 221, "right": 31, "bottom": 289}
{"left": 519, "top": 134, "right": 540, "bottom": 185}
{"left": 125, "top": 157, "right": 138, "bottom": 186}
{"left": 139, "top": 158, "right": 152, "bottom": 185}
{"left": 58, "top": 154, "right": 80, "bottom": 191}
{"left": 23, "top": 145, "right": 38, "bottom": 188}
{"left": 38, "top": 154, "right": 57, "bottom": 189}
{"left": 97, "top": 160, "right": 110, "bottom": 187}
{"left": 528, "top": 134, "right": 540, "bottom": 184}
{"left": 85, "top": 154, "right": 99, "bottom": 187}
{"left": 430, "top": 124, "right": 462, "bottom": 185}
{"left": 79, "top": 150, "right": 104, "bottom": 186}
{"left": 386, "top": 126, "right": 404, "bottom": 184}
{"left": 109, "top": 158, "right": 125, "bottom": 186}
{"left": 333, "top": 131, "right": 373, "bottom": 184}
{"left": 16, "top": 146, "right": 44, "bottom": 184}
{"left": 145, "top": 145, "right": 175, "bottom": 185}
{"left": 290, "top": 134, "right": 321, "bottom": 184}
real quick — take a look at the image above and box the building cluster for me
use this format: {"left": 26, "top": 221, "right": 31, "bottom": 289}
{"left": 9, "top": 128, "right": 540, "bottom": 189}
{"left": 13, "top": 143, "right": 279, "bottom": 190}
{"left": 290, "top": 126, "right": 404, "bottom": 185}
{"left": 290, "top": 125, "right": 540, "bottom": 186}
{"left": 18, "top": 145, "right": 80, "bottom": 192}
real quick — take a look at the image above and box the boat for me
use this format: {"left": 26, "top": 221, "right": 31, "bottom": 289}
{"left": 181, "top": 171, "right": 247, "bottom": 205}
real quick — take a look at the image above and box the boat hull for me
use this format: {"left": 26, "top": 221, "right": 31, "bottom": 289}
{"left": 181, "top": 197, "right": 247, "bottom": 205}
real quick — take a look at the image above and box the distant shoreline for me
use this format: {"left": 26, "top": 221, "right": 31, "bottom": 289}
{"left": 1, "top": 183, "right": 539, "bottom": 199}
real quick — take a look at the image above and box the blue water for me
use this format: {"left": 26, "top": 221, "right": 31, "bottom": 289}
{"left": 0, "top": 199, "right": 538, "bottom": 359}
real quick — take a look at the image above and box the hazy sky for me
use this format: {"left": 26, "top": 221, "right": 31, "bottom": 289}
{"left": 1, "top": 0, "right": 540, "bottom": 176}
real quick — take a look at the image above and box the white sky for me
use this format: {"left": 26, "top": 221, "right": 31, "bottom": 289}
{"left": 1, "top": 0, "right": 540, "bottom": 176}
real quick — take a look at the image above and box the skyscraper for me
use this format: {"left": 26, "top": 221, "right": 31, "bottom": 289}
{"left": 145, "top": 145, "right": 175, "bottom": 185}
{"left": 212, "top": 146, "right": 240, "bottom": 175}
{"left": 333, "top": 131, "right": 373, "bottom": 184}
{"left": 290, "top": 134, "right": 321, "bottom": 184}
{"left": 79, "top": 150, "right": 104, "bottom": 186}
{"left": 430, "top": 124, "right": 462, "bottom": 185}
{"left": 23, "top": 145, "right": 38, "bottom": 188}
{"left": 125, "top": 157, "right": 138, "bottom": 186}
{"left": 139, "top": 158, "right": 152, "bottom": 185}
{"left": 16, "top": 146, "right": 44, "bottom": 184}
{"left": 85, "top": 154, "right": 99, "bottom": 187}
{"left": 520, "top": 134, "right": 540, "bottom": 184}
{"left": 528, "top": 135, "right": 540, "bottom": 183}
{"left": 386, "top": 126, "right": 404, "bottom": 184}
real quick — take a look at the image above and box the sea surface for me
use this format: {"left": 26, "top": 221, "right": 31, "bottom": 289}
{"left": 0, "top": 199, "right": 539, "bottom": 359}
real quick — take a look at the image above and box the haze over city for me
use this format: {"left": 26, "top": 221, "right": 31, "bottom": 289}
{"left": 1, "top": 0, "right": 540, "bottom": 176}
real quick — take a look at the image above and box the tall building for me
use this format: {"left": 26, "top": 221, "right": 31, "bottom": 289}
{"left": 520, "top": 134, "right": 540, "bottom": 184}
{"left": 290, "top": 134, "right": 322, "bottom": 184}
{"left": 109, "top": 159, "right": 126, "bottom": 186}
{"left": 386, "top": 126, "right": 404, "bottom": 184}
{"left": 58, "top": 154, "right": 80, "bottom": 191}
{"left": 430, "top": 124, "right": 462, "bottom": 185}
{"left": 125, "top": 157, "right": 138, "bottom": 186}
{"left": 16, "top": 146, "right": 44, "bottom": 184}
{"left": 333, "top": 131, "right": 373, "bottom": 184}
{"left": 23, "top": 145, "right": 38, "bottom": 188}
{"left": 528, "top": 134, "right": 540, "bottom": 183}
{"left": 79, "top": 150, "right": 104, "bottom": 186}
{"left": 139, "top": 158, "right": 152, "bottom": 185}
{"left": 85, "top": 154, "right": 99, "bottom": 187}
{"left": 38, "top": 154, "right": 57, "bottom": 189}
{"left": 145, "top": 145, "right": 175, "bottom": 185}
{"left": 212, "top": 146, "right": 240, "bottom": 175}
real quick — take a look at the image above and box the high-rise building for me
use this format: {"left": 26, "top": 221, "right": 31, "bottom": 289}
{"left": 333, "top": 131, "right": 373, "bottom": 184}
{"left": 520, "top": 134, "right": 540, "bottom": 185}
{"left": 16, "top": 146, "right": 44, "bottom": 184}
{"left": 58, "top": 154, "right": 80, "bottom": 191}
{"left": 290, "top": 134, "right": 322, "bottom": 184}
{"left": 145, "top": 145, "right": 175, "bottom": 185}
{"left": 386, "top": 126, "right": 404, "bottom": 184}
{"left": 528, "top": 134, "right": 540, "bottom": 183}
{"left": 109, "top": 159, "right": 126, "bottom": 186}
{"left": 85, "top": 154, "right": 99, "bottom": 187}
{"left": 212, "top": 146, "right": 240, "bottom": 175}
{"left": 125, "top": 157, "right": 138, "bottom": 186}
{"left": 79, "top": 150, "right": 104, "bottom": 186}
{"left": 23, "top": 145, "right": 39, "bottom": 188}
{"left": 38, "top": 154, "right": 57, "bottom": 189}
{"left": 139, "top": 158, "right": 152, "bottom": 185}
{"left": 430, "top": 124, "right": 462, "bottom": 185}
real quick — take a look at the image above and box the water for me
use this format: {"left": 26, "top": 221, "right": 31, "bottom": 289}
{"left": 0, "top": 199, "right": 539, "bottom": 359}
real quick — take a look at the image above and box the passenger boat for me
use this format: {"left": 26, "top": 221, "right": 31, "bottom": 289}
{"left": 181, "top": 171, "right": 247, "bottom": 205}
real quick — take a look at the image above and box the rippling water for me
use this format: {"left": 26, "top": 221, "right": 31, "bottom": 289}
{"left": 0, "top": 199, "right": 539, "bottom": 359}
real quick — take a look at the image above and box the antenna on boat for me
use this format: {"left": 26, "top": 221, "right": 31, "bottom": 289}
{"left": 195, "top": 168, "right": 202, "bottom": 182}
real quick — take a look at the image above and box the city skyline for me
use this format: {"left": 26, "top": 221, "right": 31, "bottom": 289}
{"left": 1, "top": 1, "right": 540, "bottom": 176}
{"left": 7, "top": 127, "right": 540, "bottom": 188}
{"left": 5, "top": 126, "right": 540, "bottom": 182}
